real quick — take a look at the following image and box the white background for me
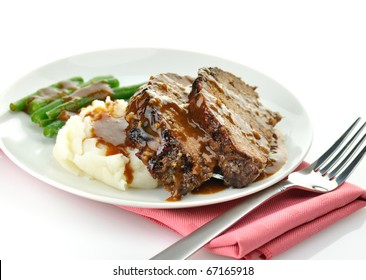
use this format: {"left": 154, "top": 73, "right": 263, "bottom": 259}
{"left": 0, "top": 0, "right": 365, "bottom": 263}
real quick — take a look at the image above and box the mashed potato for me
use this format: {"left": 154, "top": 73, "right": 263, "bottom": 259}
{"left": 53, "top": 97, "right": 158, "bottom": 191}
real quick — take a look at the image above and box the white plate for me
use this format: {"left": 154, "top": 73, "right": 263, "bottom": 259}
{"left": 0, "top": 48, "right": 312, "bottom": 208}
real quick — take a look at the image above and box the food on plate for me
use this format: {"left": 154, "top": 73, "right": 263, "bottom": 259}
{"left": 125, "top": 67, "right": 284, "bottom": 199}
{"left": 9, "top": 67, "right": 286, "bottom": 200}
{"left": 9, "top": 75, "right": 144, "bottom": 138}
{"left": 53, "top": 97, "right": 159, "bottom": 190}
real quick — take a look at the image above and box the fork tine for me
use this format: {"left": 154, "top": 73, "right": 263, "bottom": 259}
{"left": 335, "top": 145, "right": 366, "bottom": 186}
{"left": 320, "top": 122, "right": 366, "bottom": 175}
{"left": 313, "top": 117, "right": 361, "bottom": 170}
{"left": 328, "top": 132, "right": 366, "bottom": 179}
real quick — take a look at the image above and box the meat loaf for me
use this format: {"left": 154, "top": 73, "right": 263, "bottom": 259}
{"left": 125, "top": 73, "right": 217, "bottom": 199}
{"left": 188, "top": 67, "right": 282, "bottom": 187}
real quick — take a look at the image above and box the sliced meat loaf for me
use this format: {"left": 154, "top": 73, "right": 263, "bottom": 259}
{"left": 125, "top": 73, "right": 217, "bottom": 199}
{"left": 188, "top": 67, "right": 282, "bottom": 187}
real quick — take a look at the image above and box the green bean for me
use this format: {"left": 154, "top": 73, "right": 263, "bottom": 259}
{"left": 31, "top": 99, "right": 64, "bottom": 124}
{"left": 43, "top": 120, "right": 65, "bottom": 138}
{"left": 112, "top": 82, "right": 145, "bottom": 100}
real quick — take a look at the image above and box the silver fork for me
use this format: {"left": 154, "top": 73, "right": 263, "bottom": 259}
{"left": 150, "top": 117, "right": 366, "bottom": 260}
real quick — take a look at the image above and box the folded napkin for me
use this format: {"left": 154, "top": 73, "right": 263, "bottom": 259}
{"left": 119, "top": 162, "right": 366, "bottom": 259}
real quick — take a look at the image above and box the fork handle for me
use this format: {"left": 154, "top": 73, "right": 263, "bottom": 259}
{"left": 150, "top": 179, "right": 294, "bottom": 260}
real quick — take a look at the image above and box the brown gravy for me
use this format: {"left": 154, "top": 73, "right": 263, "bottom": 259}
{"left": 71, "top": 82, "right": 113, "bottom": 99}
{"left": 191, "top": 178, "right": 228, "bottom": 195}
{"left": 35, "top": 80, "right": 80, "bottom": 101}
{"left": 85, "top": 102, "right": 135, "bottom": 185}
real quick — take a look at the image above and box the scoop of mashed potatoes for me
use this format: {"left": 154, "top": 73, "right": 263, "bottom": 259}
{"left": 53, "top": 97, "right": 158, "bottom": 191}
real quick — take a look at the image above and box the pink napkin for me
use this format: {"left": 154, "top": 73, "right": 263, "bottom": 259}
{"left": 119, "top": 162, "right": 366, "bottom": 259}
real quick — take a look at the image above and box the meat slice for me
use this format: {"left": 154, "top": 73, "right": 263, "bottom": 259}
{"left": 125, "top": 73, "right": 217, "bottom": 199}
{"left": 189, "top": 67, "right": 282, "bottom": 187}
